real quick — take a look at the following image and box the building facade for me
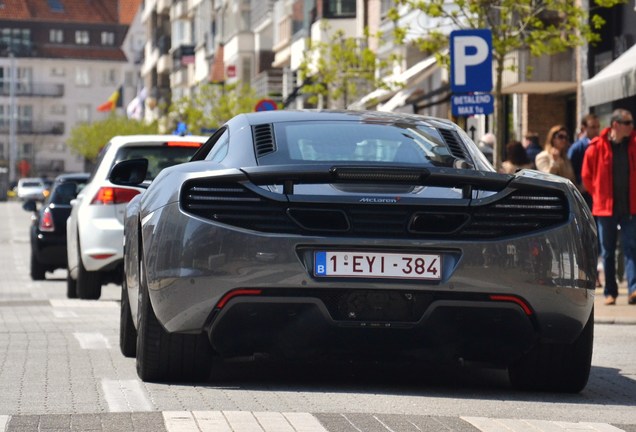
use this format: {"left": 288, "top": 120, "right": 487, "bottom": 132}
{"left": 0, "top": 0, "right": 142, "bottom": 182}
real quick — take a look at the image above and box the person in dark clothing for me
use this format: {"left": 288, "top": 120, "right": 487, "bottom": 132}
{"left": 582, "top": 108, "right": 636, "bottom": 306}
{"left": 568, "top": 113, "right": 600, "bottom": 208}
{"left": 522, "top": 132, "right": 541, "bottom": 168}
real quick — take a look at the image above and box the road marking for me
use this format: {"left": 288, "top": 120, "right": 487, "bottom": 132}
{"left": 50, "top": 299, "right": 118, "bottom": 308}
{"left": 0, "top": 415, "right": 9, "bottom": 431}
{"left": 73, "top": 332, "right": 111, "bottom": 349}
{"left": 53, "top": 310, "right": 79, "bottom": 318}
{"left": 462, "top": 417, "right": 626, "bottom": 431}
{"left": 102, "top": 379, "right": 153, "bottom": 412}
{"left": 163, "top": 412, "right": 329, "bottom": 432}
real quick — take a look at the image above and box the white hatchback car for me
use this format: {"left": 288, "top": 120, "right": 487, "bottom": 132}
{"left": 66, "top": 134, "right": 209, "bottom": 299}
{"left": 17, "top": 177, "right": 47, "bottom": 201}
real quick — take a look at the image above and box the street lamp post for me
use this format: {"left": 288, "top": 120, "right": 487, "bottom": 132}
{"left": 8, "top": 49, "right": 18, "bottom": 184}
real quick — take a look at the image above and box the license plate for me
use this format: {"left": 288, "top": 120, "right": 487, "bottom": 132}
{"left": 314, "top": 251, "right": 442, "bottom": 280}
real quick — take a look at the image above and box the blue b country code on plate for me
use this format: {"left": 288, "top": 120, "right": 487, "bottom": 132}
{"left": 314, "top": 251, "right": 442, "bottom": 280}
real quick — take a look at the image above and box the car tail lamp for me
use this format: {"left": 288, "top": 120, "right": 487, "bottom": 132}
{"left": 90, "top": 187, "right": 140, "bottom": 205}
{"left": 39, "top": 208, "right": 55, "bottom": 232}
{"left": 489, "top": 294, "right": 533, "bottom": 315}
{"left": 215, "top": 289, "right": 263, "bottom": 309}
{"left": 166, "top": 141, "right": 202, "bottom": 148}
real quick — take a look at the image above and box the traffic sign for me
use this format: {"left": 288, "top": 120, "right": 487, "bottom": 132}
{"left": 450, "top": 29, "right": 493, "bottom": 94}
{"left": 451, "top": 93, "right": 494, "bottom": 116}
{"left": 255, "top": 98, "right": 278, "bottom": 112}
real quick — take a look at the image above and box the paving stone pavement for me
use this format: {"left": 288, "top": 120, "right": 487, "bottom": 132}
{"left": 1, "top": 200, "right": 635, "bottom": 432}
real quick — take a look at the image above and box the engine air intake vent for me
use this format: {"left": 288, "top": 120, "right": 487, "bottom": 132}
{"left": 181, "top": 180, "right": 569, "bottom": 240}
{"left": 252, "top": 124, "right": 275, "bottom": 157}
{"left": 439, "top": 129, "right": 469, "bottom": 160}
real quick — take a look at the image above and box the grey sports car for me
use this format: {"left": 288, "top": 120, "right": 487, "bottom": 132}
{"left": 110, "top": 110, "right": 597, "bottom": 392}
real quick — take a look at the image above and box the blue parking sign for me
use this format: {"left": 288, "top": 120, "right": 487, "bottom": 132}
{"left": 450, "top": 29, "right": 493, "bottom": 94}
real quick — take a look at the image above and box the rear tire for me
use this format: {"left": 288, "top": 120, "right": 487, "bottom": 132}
{"left": 66, "top": 271, "right": 77, "bottom": 299}
{"left": 136, "top": 257, "right": 212, "bottom": 383}
{"left": 76, "top": 241, "right": 102, "bottom": 300}
{"left": 509, "top": 307, "right": 594, "bottom": 393}
{"left": 30, "top": 252, "right": 46, "bottom": 281}
{"left": 120, "top": 281, "right": 137, "bottom": 357}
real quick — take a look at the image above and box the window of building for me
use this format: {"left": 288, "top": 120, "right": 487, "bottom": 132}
{"left": 50, "top": 104, "right": 66, "bottom": 115}
{"left": 75, "top": 67, "right": 90, "bottom": 86}
{"left": 51, "top": 67, "right": 65, "bottom": 77}
{"left": 101, "top": 31, "right": 115, "bottom": 46}
{"left": 20, "top": 143, "right": 33, "bottom": 159}
{"left": 241, "top": 56, "right": 252, "bottom": 85}
{"left": 323, "top": 0, "right": 356, "bottom": 18}
{"left": 49, "top": 29, "right": 63, "bottom": 43}
{"left": 101, "top": 69, "right": 117, "bottom": 86}
{"left": 77, "top": 104, "right": 91, "bottom": 123}
{"left": 75, "top": 30, "right": 89, "bottom": 45}
{"left": 0, "top": 143, "right": 4, "bottom": 159}
{"left": 1, "top": 28, "right": 31, "bottom": 55}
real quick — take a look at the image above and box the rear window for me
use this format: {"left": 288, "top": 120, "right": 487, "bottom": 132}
{"left": 261, "top": 121, "right": 460, "bottom": 167}
{"left": 50, "top": 179, "right": 88, "bottom": 205}
{"left": 21, "top": 181, "right": 43, "bottom": 188}
{"left": 114, "top": 142, "right": 201, "bottom": 180}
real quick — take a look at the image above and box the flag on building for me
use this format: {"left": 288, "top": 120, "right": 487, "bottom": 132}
{"left": 97, "top": 86, "right": 123, "bottom": 112}
{"left": 126, "top": 86, "right": 147, "bottom": 120}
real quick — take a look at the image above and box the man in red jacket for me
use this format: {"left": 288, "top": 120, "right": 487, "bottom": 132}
{"left": 582, "top": 108, "right": 636, "bottom": 305}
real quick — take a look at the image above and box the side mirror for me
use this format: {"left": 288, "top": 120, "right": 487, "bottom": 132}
{"left": 109, "top": 158, "right": 149, "bottom": 187}
{"left": 22, "top": 200, "right": 37, "bottom": 212}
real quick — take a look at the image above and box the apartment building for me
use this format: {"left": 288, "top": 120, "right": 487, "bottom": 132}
{"left": 0, "top": 0, "right": 142, "bottom": 182}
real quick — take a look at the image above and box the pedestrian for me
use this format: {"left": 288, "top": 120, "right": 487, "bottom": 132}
{"left": 582, "top": 108, "right": 636, "bottom": 306}
{"left": 500, "top": 140, "right": 533, "bottom": 174}
{"left": 535, "top": 125, "right": 576, "bottom": 183}
{"left": 568, "top": 113, "right": 601, "bottom": 208}
{"left": 522, "top": 132, "right": 542, "bottom": 168}
{"left": 477, "top": 133, "right": 495, "bottom": 164}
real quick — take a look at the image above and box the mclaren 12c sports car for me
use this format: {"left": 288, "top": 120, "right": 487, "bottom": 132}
{"left": 110, "top": 110, "right": 597, "bottom": 392}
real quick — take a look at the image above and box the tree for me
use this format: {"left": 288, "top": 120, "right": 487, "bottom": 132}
{"left": 391, "top": 0, "right": 624, "bottom": 168}
{"left": 298, "top": 21, "right": 398, "bottom": 109}
{"left": 67, "top": 115, "right": 159, "bottom": 162}
{"left": 167, "top": 82, "right": 259, "bottom": 133}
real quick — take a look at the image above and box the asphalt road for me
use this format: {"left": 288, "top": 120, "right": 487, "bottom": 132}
{"left": 0, "top": 200, "right": 635, "bottom": 432}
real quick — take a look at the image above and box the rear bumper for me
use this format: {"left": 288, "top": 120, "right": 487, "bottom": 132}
{"left": 32, "top": 233, "right": 67, "bottom": 268}
{"left": 206, "top": 291, "right": 538, "bottom": 366}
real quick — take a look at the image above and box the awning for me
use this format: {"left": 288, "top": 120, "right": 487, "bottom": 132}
{"left": 582, "top": 44, "right": 636, "bottom": 107}
{"left": 349, "top": 55, "right": 440, "bottom": 110}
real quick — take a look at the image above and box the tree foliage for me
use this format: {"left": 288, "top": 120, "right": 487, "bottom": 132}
{"left": 392, "top": 0, "right": 624, "bottom": 167}
{"left": 167, "top": 82, "right": 258, "bottom": 133}
{"left": 67, "top": 115, "right": 159, "bottom": 162}
{"left": 298, "top": 22, "right": 398, "bottom": 108}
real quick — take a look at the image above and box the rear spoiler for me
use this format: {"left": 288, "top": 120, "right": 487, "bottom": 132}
{"left": 240, "top": 164, "right": 514, "bottom": 198}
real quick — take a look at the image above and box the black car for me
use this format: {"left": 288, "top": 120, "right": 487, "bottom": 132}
{"left": 23, "top": 173, "right": 90, "bottom": 284}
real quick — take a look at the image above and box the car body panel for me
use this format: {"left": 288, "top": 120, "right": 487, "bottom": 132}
{"left": 26, "top": 173, "right": 90, "bottom": 273}
{"left": 67, "top": 135, "right": 209, "bottom": 282}
{"left": 119, "top": 111, "right": 597, "bottom": 373}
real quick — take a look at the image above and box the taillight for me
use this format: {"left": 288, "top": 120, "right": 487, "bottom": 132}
{"left": 166, "top": 141, "right": 202, "bottom": 147}
{"left": 39, "top": 208, "right": 55, "bottom": 232}
{"left": 90, "top": 187, "right": 140, "bottom": 205}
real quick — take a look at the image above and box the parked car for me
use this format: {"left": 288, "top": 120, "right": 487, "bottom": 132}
{"left": 23, "top": 173, "right": 90, "bottom": 283}
{"left": 66, "top": 135, "right": 208, "bottom": 300}
{"left": 110, "top": 111, "right": 597, "bottom": 392}
{"left": 16, "top": 177, "right": 47, "bottom": 201}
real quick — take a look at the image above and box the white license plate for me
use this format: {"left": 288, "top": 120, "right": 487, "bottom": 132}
{"left": 314, "top": 251, "right": 442, "bottom": 280}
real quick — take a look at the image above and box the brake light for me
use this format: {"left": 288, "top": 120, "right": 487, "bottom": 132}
{"left": 166, "top": 141, "right": 202, "bottom": 148}
{"left": 489, "top": 294, "right": 533, "bottom": 315}
{"left": 39, "top": 208, "right": 55, "bottom": 232}
{"left": 215, "top": 289, "right": 263, "bottom": 309}
{"left": 90, "top": 187, "right": 140, "bottom": 205}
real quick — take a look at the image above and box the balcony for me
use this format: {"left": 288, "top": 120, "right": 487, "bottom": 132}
{"left": 501, "top": 48, "right": 576, "bottom": 94}
{"left": 252, "top": 68, "right": 283, "bottom": 100}
{"left": 172, "top": 44, "right": 195, "bottom": 71}
{"left": 0, "top": 121, "right": 65, "bottom": 135}
{"left": 0, "top": 82, "right": 64, "bottom": 98}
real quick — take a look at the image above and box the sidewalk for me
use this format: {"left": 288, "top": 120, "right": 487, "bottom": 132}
{"left": 594, "top": 273, "right": 636, "bottom": 324}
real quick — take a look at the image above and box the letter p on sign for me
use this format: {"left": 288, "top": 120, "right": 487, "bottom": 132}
{"left": 450, "top": 29, "right": 493, "bottom": 94}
